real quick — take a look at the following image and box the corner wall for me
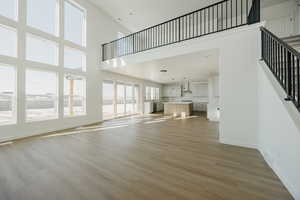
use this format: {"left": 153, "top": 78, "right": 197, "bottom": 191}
{"left": 258, "top": 62, "right": 300, "bottom": 199}
{"left": 218, "top": 26, "right": 260, "bottom": 148}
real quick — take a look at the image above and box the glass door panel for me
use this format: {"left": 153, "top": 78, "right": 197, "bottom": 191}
{"left": 125, "top": 85, "right": 133, "bottom": 114}
{"left": 133, "top": 85, "right": 139, "bottom": 113}
{"left": 116, "top": 84, "right": 125, "bottom": 116}
{"left": 102, "top": 81, "right": 114, "bottom": 120}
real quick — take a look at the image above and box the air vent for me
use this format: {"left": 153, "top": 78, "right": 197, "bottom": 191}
{"left": 160, "top": 69, "right": 167, "bottom": 73}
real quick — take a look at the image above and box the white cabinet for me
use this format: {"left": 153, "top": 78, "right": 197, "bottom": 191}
{"left": 162, "top": 84, "right": 181, "bottom": 97}
{"left": 191, "top": 82, "right": 208, "bottom": 97}
{"left": 144, "top": 102, "right": 154, "bottom": 114}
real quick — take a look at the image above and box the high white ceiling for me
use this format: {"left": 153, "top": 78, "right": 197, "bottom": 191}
{"left": 102, "top": 49, "right": 219, "bottom": 84}
{"left": 90, "top": 0, "right": 288, "bottom": 32}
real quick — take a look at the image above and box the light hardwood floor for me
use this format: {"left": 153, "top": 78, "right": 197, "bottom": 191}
{"left": 0, "top": 114, "right": 293, "bottom": 200}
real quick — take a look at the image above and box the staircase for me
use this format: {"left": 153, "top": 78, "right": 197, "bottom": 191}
{"left": 261, "top": 27, "right": 300, "bottom": 112}
{"left": 282, "top": 35, "right": 300, "bottom": 52}
{"left": 101, "top": 0, "right": 261, "bottom": 61}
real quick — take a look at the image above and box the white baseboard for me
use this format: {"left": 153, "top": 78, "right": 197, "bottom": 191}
{"left": 219, "top": 137, "right": 257, "bottom": 149}
{"left": 259, "top": 147, "right": 300, "bottom": 200}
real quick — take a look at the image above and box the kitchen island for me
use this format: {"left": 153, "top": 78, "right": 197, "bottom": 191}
{"left": 164, "top": 102, "right": 193, "bottom": 117}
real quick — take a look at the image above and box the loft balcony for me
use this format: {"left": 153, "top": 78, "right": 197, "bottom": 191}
{"left": 101, "top": 0, "right": 260, "bottom": 61}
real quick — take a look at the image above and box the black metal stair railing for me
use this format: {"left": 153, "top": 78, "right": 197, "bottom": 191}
{"left": 102, "top": 0, "right": 261, "bottom": 61}
{"left": 261, "top": 27, "right": 300, "bottom": 111}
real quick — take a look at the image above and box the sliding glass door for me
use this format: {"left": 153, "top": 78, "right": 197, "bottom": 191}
{"left": 116, "top": 83, "right": 125, "bottom": 116}
{"left": 102, "top": 81, "right": 140, "bottom": 120}
{"left": 133, "top": 85, "right": 139, "bottom": 113}
{"left": 102, "top": 81, "right": 114, "bottom": 120}
{"left": 125, "top": 85, "right": 133, "bottom": 114}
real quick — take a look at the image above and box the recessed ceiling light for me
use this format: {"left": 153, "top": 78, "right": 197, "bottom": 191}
{"left": 117, "top": 18, "right": 122, "bottom": 21}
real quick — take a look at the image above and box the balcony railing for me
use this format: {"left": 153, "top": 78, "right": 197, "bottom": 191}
{"left": 102, "top": 0, "right": 260, "bottom": 61}
{"left": 261, "top": 27, "right": 300, "bottom": 111}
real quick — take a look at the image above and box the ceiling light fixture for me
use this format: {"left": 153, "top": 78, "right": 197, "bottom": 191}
{"left": 160, "top": 69, "right": 167, "bottom": 73}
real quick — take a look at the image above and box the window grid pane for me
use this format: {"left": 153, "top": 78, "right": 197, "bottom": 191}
{"left": 27, "top": 0, "right": 59, "bottom": 35}
{"left": 0, "top": 24, "right": 17, "bottom": 57}
{"left": 26, "top": 33, "right": 59, "bottom": 65}
{"left": 0, "top": 64, "right": 16, "bottom": 125}
{"left": 64, "top": 74, "right": 86, "bottom": 117}
{"left": 0, "top": 0, "right": 18, "bottom": 21}
{"left": 26, "top": 69, "right": 58, "bottom": 122}
{"left": 64, "top": 46, "right": 86, "bottom": 71}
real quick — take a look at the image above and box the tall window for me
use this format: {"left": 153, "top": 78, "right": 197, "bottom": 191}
{"left": 0, "top": 64, "right": 16, "bottom": 125}
{"left": 102, "top": 81, "right": 114, "bottom": 120}
{"left": 64, "top": 0, "right": 86, "bottom": 46}
{"left": 26, "top": 69, "right": 58, "bottom": 121}
{"left": 27, "top": 0, "right": 59, "bottom": 35}
{"left": 64, "top": 74, "right": 86, "bottom": 117}
{"left": 0, "top": 0, "right": 18, "bottom": 21}
{"left": 0, "top": 24, "right": 17, "bottom": 57}
{"left": 0, "top": 0, "right": 88, "bottom": 127}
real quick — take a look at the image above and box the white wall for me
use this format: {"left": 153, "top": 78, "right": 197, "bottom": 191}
{"left": 258, "top": 62, "right": 300, "bottom": 199}
{"left": 262, "top": 0, "right": 298, "bottom": 37}
{"left": 0, "top": 0, "right": 129, "bottom": 142}
{"left": 100, "top": 70, "right": 162, "bottom": 114}
{"left": 207, "top": 75, "right": 220, "bottom": 121}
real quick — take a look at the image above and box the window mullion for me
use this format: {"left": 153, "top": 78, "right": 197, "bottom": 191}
{"left": 17, "top": 0, "right": 27, "bottom": 125}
